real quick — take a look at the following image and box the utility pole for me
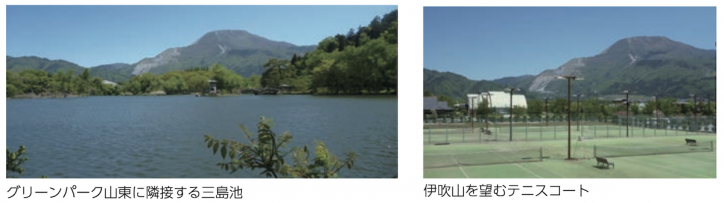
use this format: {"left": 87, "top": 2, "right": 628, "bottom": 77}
{"left": 505, "top": 88, "right": 520, "bottom": 142}
{"left": 556, "top": 76, "right": 583, "bottom": 160}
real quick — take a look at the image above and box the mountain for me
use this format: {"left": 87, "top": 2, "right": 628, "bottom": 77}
{"left": 6, "top": 56, "right": 133, "bottom": 82}
{"left": 89, "top": 63, "right": 134, "bottom": 82}
{"left": 6, "top": 56, "right": 86, "bottom": 74}
{"left": 131, "top": 30, "right": 316, "bottom": 77}
{"left": 527, "top": 36, "right": 715, "bottom": 98}
{"left": 492, "top": 75, "right": 535, "bottom": 89}
{"left": 423, "top": 68, "right": 506, "bottom": 101}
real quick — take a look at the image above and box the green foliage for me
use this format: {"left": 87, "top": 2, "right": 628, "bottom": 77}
{"left": 259, "top": 9, "right": 398, "bottom": 95}
{"left": 437, "top": 95, "right": 455, "bottom": 108}
{"left": 549, "top": 98, "right": 569, "bottom": 115}
{"left": 6, "top": 56, "right": 86, "bottom": 74}
{"left": 7, "top": 145, "right": 28, "bottom": 177}
{"left": 527, "top": 99, "right": 545, "bottom": 116}
{"left": 423, "top": 68, "right": 506, "bottom": 102}
{"left": 475, "top": 100, "right": 494, "bottom": 118}
{"left": 512, "top": 106, "right": 527, "bottom": 117}
{"left": 6, "top": 63, "right": 260, "bottom": 97}
{"left": 203, "top": 117, "right": 356, "bottom": 178}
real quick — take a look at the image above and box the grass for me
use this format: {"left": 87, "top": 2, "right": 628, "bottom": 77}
{"left": 423, "top": 132, "right": 716, "bottom": 178}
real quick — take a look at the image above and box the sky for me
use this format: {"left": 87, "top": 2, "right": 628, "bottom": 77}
{"left": 5, "top": 5, "right": 398, "bottom": 67}
{"left": 424, "top": 7, "right": 716, "bottom": 81}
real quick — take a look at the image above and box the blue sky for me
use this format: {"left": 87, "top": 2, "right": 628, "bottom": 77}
{"left": 424, "top": 7, "right": 716, "bottom": 80}
{"left": 6, "top": 5, "right": 397, "bottom": 67}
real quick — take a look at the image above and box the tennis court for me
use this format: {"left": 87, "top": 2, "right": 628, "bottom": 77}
{"left": 423, "top": 135, "right": 716, "bottom": 178}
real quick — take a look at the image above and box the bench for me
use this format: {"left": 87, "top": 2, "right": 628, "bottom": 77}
{"left": 685, "top": 139, "right": 697, "bottom": 146}
{"left": 595, "top": 157, "right": 614, "bottom": 169}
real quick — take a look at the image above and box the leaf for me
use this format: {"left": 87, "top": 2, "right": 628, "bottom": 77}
{"left": 221, "top": 146, "right": 227, "bottom": 159}
{"left": 230, "top": 148, "right": 237, "bottom": 159}
{"left": 213, "top": 142, "right": 220, "bottom": 154}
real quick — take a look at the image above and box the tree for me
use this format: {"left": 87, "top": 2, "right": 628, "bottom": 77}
{"left": 512, "top": 106, "right": 527, "bottom": 117}
{"left": 630, "top": 102, "right": 641, "bottom": 115}
{"left": 19, "top": 69, "right": 51, "bottom": 94}
{"left": 527, "top": 99, "right": 544, "bottom": 116}
{"left": 550, "top": 98, "right": 569, "bottom": 115}
{"left": 7, "top": 145, "right": 47, "bottom": 178}
{"left": 6, "top": 145, "right": 28, "bottom": 177}
{"left": 476, "top": 100, "right": 494, "bottom": 119}
{"left": 437, "top": 95, "right": 455, "bottom": 108}
{"left": 642, "top": 100, "right": 656, "bottom": 115}
{"left": 203, "top": 117, "right": 356, "bottom": 178}
{"left": 423, "top": 90, "right": 434, "bottom": 97}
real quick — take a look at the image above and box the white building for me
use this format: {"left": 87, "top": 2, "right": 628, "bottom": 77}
{"left": 102, "top": 80, "right": 117, "bottom": 86}
{"left": 467, "top": 91, "right": 528, "bottom": 110}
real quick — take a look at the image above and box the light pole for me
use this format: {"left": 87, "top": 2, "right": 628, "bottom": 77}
{"left": 482, "top": 92, "right": 491, "bottom": 133}
{"left": 505, "top": 88, "right": 521, "bottom": 142}
{"left": 623, "top": 90, "right": 630, "bottom": 137}
{"left": 471, "top": 96, "right": 477, "bottom": 130}
{"left": 556, "top": 76, "right": 583, "bottom": 160}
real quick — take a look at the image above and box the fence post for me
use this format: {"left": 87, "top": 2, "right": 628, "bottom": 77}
{"left": 554, "top": 119, "right": 557, "bottom": 140}
{"left": 540, "top": 147, "right": 543, "bottom": 161}
{"left": 523, "top": 116, "right": 528, "bottom": 141}
{"left": 619, "top": 117, "right": 622, "bottom": 137}
{"left": 446, "top": 120, "right": 449, "bottom": 143}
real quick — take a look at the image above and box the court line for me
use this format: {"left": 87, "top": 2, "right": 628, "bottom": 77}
{"left": 488, "top": 149, "right": 543, "bottom": 178}
{"left": 452, "top": 155, "right": 470, "bottom": 178}
{"left": 457, "top": 166, "right": 470, "bottom": 178}
{"left": 514, "top": 163, "right": 543, "bottom": 178}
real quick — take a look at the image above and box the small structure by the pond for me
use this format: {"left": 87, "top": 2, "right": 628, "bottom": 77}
{"left": 208, "top": 80, "right": 218, "bottom": 94}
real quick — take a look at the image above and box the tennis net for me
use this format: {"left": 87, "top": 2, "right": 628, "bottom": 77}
{"left": 424, "top": 148, "right": 543, "bottom": 169}
{"left": 594, "top": 141, "right": 714, "bottom": 158}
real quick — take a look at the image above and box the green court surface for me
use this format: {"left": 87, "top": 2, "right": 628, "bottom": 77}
{"left": 423, "top": 134, "right": 716, "bottom": 178}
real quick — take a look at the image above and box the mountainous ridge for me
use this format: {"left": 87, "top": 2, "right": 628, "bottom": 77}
{"left": 131, "top": 29, "right": 316, "bottom": 77}
{"left": 423, "top": 68, "right": 505, "bottom": 101}
{"left": 425, "top": 36, "right": 716, "bottom": 100}
{"left": 527, "top": 36, "right": 715, "bottom": 97}
{"left": 7, "top": 29, "right": 317, "bottom": 81}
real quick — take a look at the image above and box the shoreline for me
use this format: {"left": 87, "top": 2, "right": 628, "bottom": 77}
{"left": 7, "top": 92, "right": 397, "bottom": 99}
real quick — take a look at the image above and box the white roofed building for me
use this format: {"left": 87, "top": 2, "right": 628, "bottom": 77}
{"left": 467, "top": 91, "right": 528, "bottom": 112}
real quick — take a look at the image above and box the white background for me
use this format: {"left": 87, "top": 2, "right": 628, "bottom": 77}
{"left": 2, "top": 0, "right": 722, "bottom": 203}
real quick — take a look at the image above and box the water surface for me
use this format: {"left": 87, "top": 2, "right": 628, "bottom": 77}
{"left": 6, "top": 95, "right": 398, "bottom": 178}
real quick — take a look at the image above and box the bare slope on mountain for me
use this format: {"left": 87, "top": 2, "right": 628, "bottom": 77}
{"left": 131, "top": 30, "right": 316, "bottom": 77}
{"left": 526, "top": 36, "right": 715, "bottom": 98}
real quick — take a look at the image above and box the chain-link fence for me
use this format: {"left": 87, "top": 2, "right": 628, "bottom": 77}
{"left": 423, "top": 114, "right": 716, "bottom": 145}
